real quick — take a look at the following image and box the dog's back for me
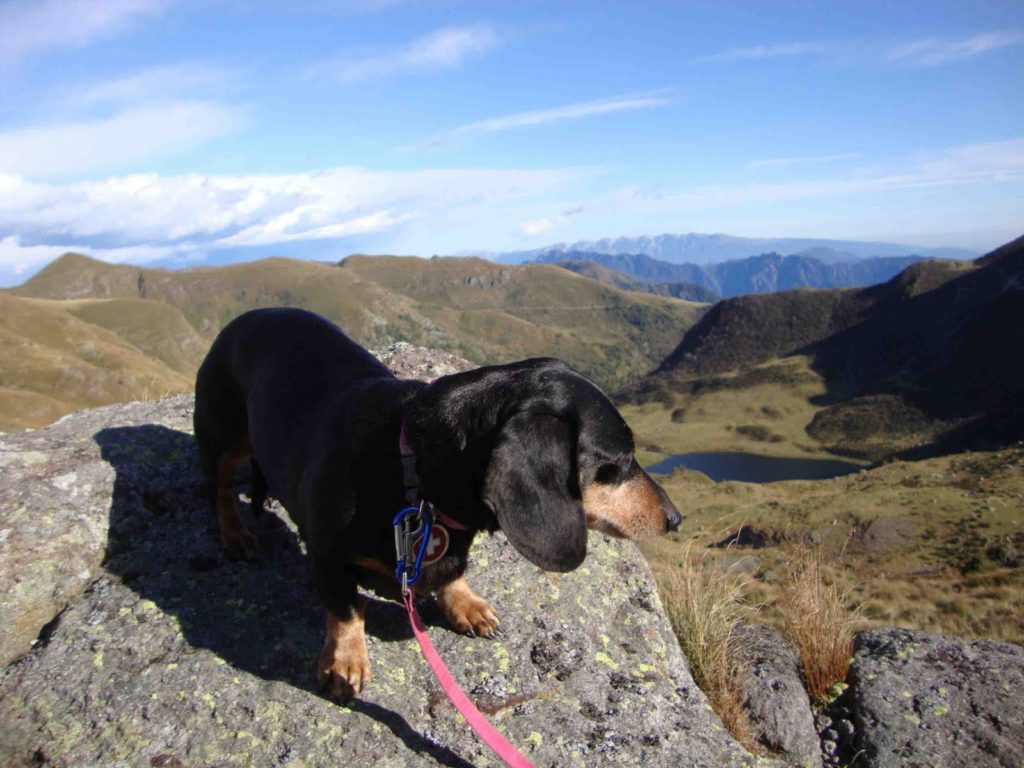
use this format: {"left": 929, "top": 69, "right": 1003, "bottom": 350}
{"left": 193, "top": 308, "right": 393, "bottom": 550}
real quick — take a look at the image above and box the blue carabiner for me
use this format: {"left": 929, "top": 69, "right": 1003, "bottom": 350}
{"left": 393, "top": 502, "right": 433, "bottom": 587}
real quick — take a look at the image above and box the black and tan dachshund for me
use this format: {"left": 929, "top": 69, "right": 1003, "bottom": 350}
{"left": 194, "top": 307, "right": 681, "bottom": 700}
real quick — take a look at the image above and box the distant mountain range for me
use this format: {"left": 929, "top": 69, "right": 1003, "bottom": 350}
{"left": 540, "top": 250, "right": 931, "bottom": 298}
{"left": 493, "top": 232, "right": 976, "bottom": 265}
{"left": 553, "top": 259, "right": 719, "bottom": 302}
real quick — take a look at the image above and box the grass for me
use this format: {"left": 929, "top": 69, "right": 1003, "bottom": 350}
{"left": 659, "top": 539, "right": 759, "bottom": 751}
{"left": 779, "top": 546, "right": 859, "bottom": 702}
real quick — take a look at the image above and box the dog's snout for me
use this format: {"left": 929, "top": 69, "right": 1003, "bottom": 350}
{"left": 664, "top": 503, "right": 682, "bottom": 532}
{"left": 648, "top": 474, "right": 682, "bottom": 532}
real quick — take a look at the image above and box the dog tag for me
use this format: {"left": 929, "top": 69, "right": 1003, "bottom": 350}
{"left": 417, "top": 523, "right": 450, "bottom": 565}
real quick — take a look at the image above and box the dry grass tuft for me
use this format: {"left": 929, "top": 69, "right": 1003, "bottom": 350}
{"left": 660, "top": 542, "right": 758, "bottom": 750}
{"left": 780, "top": 547, "right": 860, "bottom": 701}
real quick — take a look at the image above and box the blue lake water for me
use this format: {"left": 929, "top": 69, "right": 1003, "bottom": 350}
{"left": 645, "top": 452, "right": 863, "bottom": 484}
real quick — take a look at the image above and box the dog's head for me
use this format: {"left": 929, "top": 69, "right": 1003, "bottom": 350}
{"left": 408, "top": 359, "right": 681, "bottom": 573}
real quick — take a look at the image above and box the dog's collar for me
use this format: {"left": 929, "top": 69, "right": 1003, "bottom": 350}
{"left": 399, "top": 424, "right": 471, "bottom": 532}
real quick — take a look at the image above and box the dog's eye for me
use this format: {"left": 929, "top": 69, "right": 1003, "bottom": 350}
{"left": 595, "top": 464, "right": 620, "bottom": 484}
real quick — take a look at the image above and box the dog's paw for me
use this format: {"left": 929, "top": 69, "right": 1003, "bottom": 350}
{"left": 220, "top": 526, "right": 259, "bottom": 561}
{"left": 317, "top": 635, "right": 371, "bottom": 702}
{"left": 437, "top": 577, "right": 501, "bottom": 639}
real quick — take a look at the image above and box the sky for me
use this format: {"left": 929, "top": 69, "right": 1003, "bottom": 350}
{"left": 0, "top": 0, "right": 1022, "bottom": 286}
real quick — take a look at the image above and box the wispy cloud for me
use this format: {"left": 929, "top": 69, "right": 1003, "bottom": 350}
{"left": 70, "top": 64, "right": 240, "bottom": 109}
{"left": 703, "top": 30, "right": 1023, "bottom": 68}
{"left": 627, "top": 138, "right": 1024, "bottom": 209}
{"left": 0, "top": 102, "right": 244, "bottom": 178}
{"left": 0, "top": 0, "right": 170, "bottom": 71}
{"left": 702, "top": 41, "right": 830, "bottom": 63}
{"left": 313, "top": 23, "right": 500, "bottom": 82}
{"left": 417, "top": 90, "right": 675, "bottom": 147}
{"left": 748, "top": 153, "right": 860, "bottom": 171}
{"left": 886, "top": 31, "right": 1024, "bottom": 67}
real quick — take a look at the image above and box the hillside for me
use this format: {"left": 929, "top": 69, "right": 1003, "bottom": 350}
{"left": 0, "top": 293, "right": 193, "bottom": 431}
{"left": 535, "top": 249, "right": 927, "bottom": 297}
{"left": 627, "top": 234, "right": 1024, "bottom": 458}
{"left": 554, "top": 259, "right": 719, "bottom": 302}
{"left": 337, "top": 254, "right": 705, "bottom": 386}
{"left": 4, "top": 252, "right": 704, "bottom": 430}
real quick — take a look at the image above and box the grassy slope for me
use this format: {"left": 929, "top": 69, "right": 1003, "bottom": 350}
{"left": 340, "top": 255, "right": 704, "bottom": 388}
{"left": 0, "top": 294, "right": 193, "bottom": 431}
{"left": 625, "top": 354, "right": 1023, "bottom": 645}
{"left": 5, "top": 252, "right": 706, "bottom": 429}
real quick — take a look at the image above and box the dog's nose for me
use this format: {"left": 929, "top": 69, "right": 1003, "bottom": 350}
{"left": 664, "top": 500, "right": 683, "bottom": 532}
{"left": 648, "top": 475, "right": 682, "bottom": 532}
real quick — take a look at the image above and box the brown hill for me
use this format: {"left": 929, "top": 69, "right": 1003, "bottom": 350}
{"left": 0, "top": 294, "right": 193, "bottom": 431}
{"left": 5, "top": 252, "right": 703, "bottom": 430}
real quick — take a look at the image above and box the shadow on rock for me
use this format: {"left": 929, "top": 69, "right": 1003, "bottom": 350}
{"left": 94, "top": 424, "right": 469, "bottom": 767}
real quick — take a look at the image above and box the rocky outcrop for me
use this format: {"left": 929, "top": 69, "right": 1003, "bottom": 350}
{"left": 848, "top": 628, "right": 1024, "bottom": 768}
{"left": 3, "top": 343, "right": 1022, "bottom": 766}
{"left": 0, "top": 393, "right": 762, "bottom": 764}
{"left": 734, "top": 625, "right": 821, "bottom": 767}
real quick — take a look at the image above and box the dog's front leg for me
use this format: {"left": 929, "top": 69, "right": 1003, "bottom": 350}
{"left": 436, "top": 576, "right": 501, "bottom": 639}
{"left": 317, "top": 596, "right": 371, "bottom": 701}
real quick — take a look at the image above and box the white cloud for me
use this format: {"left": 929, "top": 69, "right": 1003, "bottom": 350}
{"left": 418, "top": 90, "right": 674, "bottom": 146}
{"left": 887, "top": 31, "right": 1024, "bottom": 67}
{"left": 519, "top": 217, "right": 554, "bottom": 236}
{"left": 702, "top": 41, "right": 830, "bottom": 62}
{"left": 0, "top": 0, "right": 169, "bottom": 71}
{"left": 747, "top": 153, "right": 860, "bottom": 171}
{"left": 0, "top": 165, "right": 582, "bottom": 280}
{"left": 314, "top": 23, "right": 500, "bottom": 82}
{"left": 0, "top": 102, "right": 244, "bottom": 178}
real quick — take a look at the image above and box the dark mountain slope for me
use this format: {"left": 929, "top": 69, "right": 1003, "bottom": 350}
{"left": 535, "top": 249, "right": 925, "bottom": 297}
{"left": 631, "top": 234, "right": 1024, "bottom": 456}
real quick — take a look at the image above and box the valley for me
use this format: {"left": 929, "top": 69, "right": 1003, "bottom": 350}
{"left": 3, "top": 237, "right": 1021, "bottom": 648}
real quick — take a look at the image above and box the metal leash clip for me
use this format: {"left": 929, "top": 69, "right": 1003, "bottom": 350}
{"left": 393, "top": 500, "right": 434, "bottom": 591}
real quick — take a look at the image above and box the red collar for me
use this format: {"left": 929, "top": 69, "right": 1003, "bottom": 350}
{"left": 399, "top": 425, "right": 471, "bottom": 531}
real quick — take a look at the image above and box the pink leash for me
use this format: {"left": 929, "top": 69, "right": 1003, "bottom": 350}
{"left": 402, "top": 589, "right": 536, "bottom": 768}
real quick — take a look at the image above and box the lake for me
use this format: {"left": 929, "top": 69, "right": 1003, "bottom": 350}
{"left": 645, "top": 451, "right": 863, "bottom": 484}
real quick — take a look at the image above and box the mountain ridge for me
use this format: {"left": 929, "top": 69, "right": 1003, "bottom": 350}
{"left": 493, "top": 232, "right": 975, "bottom": 265}
{"left": 537, "top": 249, "right": 929, "bottom": 297}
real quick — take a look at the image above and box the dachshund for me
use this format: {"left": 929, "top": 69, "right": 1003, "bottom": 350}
{"left": 193, "top": 307, "right": 681, "bottom": 701}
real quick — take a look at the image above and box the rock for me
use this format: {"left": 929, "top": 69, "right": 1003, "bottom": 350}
{"left": 373, "top": 342, "right": 476, "bottom": 381}
{"left": 848, "top": 627, "right": 1024, "bottom": 767}
{"left": 0, "top": 395, "right": 767, "bottom": 767}
{"left": 856, "top": 518, "right": 916, "bottom": 555}
{"left": 0, "top": 396, "right": 196, "bottom": 668}
{"left": 734, "top": 624, "right": 821, "bottom": 767}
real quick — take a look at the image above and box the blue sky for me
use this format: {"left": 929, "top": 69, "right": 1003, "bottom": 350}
{"left": 0, "top": 0, "right": 1022, "bottom": 285}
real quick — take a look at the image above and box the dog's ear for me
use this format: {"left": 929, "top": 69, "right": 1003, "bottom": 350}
{"left": 482, "top": 412, "right": 587, "bottom": 572}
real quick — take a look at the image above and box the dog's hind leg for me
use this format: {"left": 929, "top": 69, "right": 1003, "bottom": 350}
{"left": 250, "top": 457, "right": 267, "bottom": 517}
{"left": 215, "top": 437, "right": 259, "bottom": 560}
